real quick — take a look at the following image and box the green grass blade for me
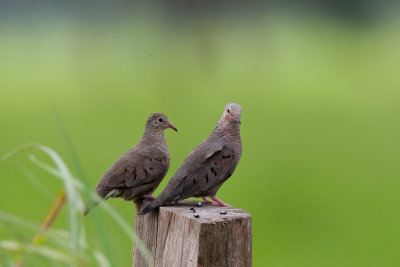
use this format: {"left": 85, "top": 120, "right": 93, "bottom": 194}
{"left": 18, "top": 165, "right": 54, "bottom": 201}
{"left": 99, "top": 201, "right": 154, "bottom": 267}
{"left": 0, "top": 240, "right": 85, "bottom": 265}
{"left": 1, "top": 143, "right": 154, "bottom": 266}
{"left": 1, "top": 144, "right": 81, "bottom": 260}
{"left": 93, "top": 250, "right": 111, "bottom": 267}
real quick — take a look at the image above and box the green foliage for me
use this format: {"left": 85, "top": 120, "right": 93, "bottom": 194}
{"left": 0, "top": 14, "right": 400, "bottom": 266}
{"left": 0, "top": 144, "right": 153, "bottom": 266}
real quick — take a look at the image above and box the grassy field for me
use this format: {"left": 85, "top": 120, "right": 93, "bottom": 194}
{"left": 1, "top": 13, "right": 400, "bottom": 266}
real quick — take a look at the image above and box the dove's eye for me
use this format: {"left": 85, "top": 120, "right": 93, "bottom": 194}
{"left": 227, "top": 109, "right": 230, "bottom": 113}
{"left": 159, "top": 118, "right": 163, "bottom": 122}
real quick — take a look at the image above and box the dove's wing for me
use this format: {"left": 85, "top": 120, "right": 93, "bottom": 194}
{"left": 168, "top": 142, "right": 237, "bottom": 200}
{"left": 140, "top": 137, "right": 238, "bottom": 214}
{"left": 95, "top": 145, "right": 169, "bottom": 200}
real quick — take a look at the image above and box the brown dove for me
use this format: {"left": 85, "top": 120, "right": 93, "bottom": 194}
{"left": 140, "top": 103, "right": 242, "bottom": 215}
{"left": 84, "top": 113, "right": 177, "bottom": 215}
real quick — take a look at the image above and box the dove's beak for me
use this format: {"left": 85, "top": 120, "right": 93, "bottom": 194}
{"left": 168, "top": 123, "right": 178, "bottom": 132}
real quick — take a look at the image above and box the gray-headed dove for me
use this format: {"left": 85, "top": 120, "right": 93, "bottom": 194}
{"left": 84, "top": 113, "right": 177, "bottom": 215}
{"left": 140, "top": 103, "right": 242, "bottom": 215}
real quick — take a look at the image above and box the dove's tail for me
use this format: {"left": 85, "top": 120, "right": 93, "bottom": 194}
{"left": 139, "top": 199, "right": 162, "bottom": 215}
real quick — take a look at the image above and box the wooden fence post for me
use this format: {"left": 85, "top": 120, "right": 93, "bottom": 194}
{"left": 133, "top": 201, "right": 252, "bottom": 267}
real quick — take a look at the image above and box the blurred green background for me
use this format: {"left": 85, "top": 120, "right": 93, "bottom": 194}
{"left": 1, "top": 1, "right": 400, "bottom": 266}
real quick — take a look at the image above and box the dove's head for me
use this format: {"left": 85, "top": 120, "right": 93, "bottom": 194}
{"left": 222, "top": 103, "right": 242, "bottom": 125}
{"left": 146, "top": 113, "right": 178, "bottom": 132}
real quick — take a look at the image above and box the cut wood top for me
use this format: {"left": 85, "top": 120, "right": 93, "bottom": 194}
{"left": 156, "top": 202, "right": 251, "bottom": 224}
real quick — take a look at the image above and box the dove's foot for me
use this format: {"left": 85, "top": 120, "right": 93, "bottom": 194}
{"left": 201, "top": 197, "right": 214, "bottom": 204}
{"left": 210, "top": 196, "right": 232, "bottom": 207}
{"left": 143, "top": 195, "right": 156, "bottom": 200}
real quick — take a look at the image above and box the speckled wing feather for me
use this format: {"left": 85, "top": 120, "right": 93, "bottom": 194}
{"left": 95, "top": 145, "right": 169, "bottom": 201}
{"left": 140, "top": 136, "right": 239, "bottom": 214}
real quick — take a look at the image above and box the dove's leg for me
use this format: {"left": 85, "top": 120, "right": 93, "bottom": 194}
{"left": 201, "top": 197, "right": 214, "bottom": 204}
{"left": 210, "top": 196, "right": 232, "bottom": 207}
{"left": 143, "top": 195, "right": 156, "bottom": 200}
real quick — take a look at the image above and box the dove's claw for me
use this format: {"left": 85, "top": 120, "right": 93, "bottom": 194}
{"left": 143, "top": 195, "right": 156, "bottom": 200}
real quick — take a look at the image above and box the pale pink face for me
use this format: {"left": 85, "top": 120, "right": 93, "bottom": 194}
{"left": 223, "top": 103, "right": 242, "bottom": 124}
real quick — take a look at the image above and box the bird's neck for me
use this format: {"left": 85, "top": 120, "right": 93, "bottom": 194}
{"left": 142, "top": 129, "right": 168, "bottom": 152}
{"left": 214, "top": 120, "right": 241, "bottom": 141}
{"left": 214, "top": 119, "right": 242, "bottom": 161}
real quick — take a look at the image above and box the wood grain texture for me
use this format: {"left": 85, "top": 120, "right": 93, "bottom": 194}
{"left": 133, "top": 201, "right": 252, "bottom": 267}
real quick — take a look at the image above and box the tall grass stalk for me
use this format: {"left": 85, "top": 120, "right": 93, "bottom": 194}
{"left": 17, "top": 190, "right": 67, "bottom": 267}
{"left": 31, "top": 190, "right": 67, "bottom": 245}
{"left": 50, "top": 105, "right": 117, "bottom": 266}
{"left": 0, "top": 143, "right": 154, "bottom": 266}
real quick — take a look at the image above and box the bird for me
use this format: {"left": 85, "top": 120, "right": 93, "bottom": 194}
{"left": 140, "top": 103, "right": 242, "bottom": 215}
{"left": 84, "top": 113, "right": 177, "bottom": 215}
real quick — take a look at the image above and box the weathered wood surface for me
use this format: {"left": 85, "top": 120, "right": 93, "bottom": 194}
{"left": 133, "top": 200, "right": 252, "bottom": 267}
